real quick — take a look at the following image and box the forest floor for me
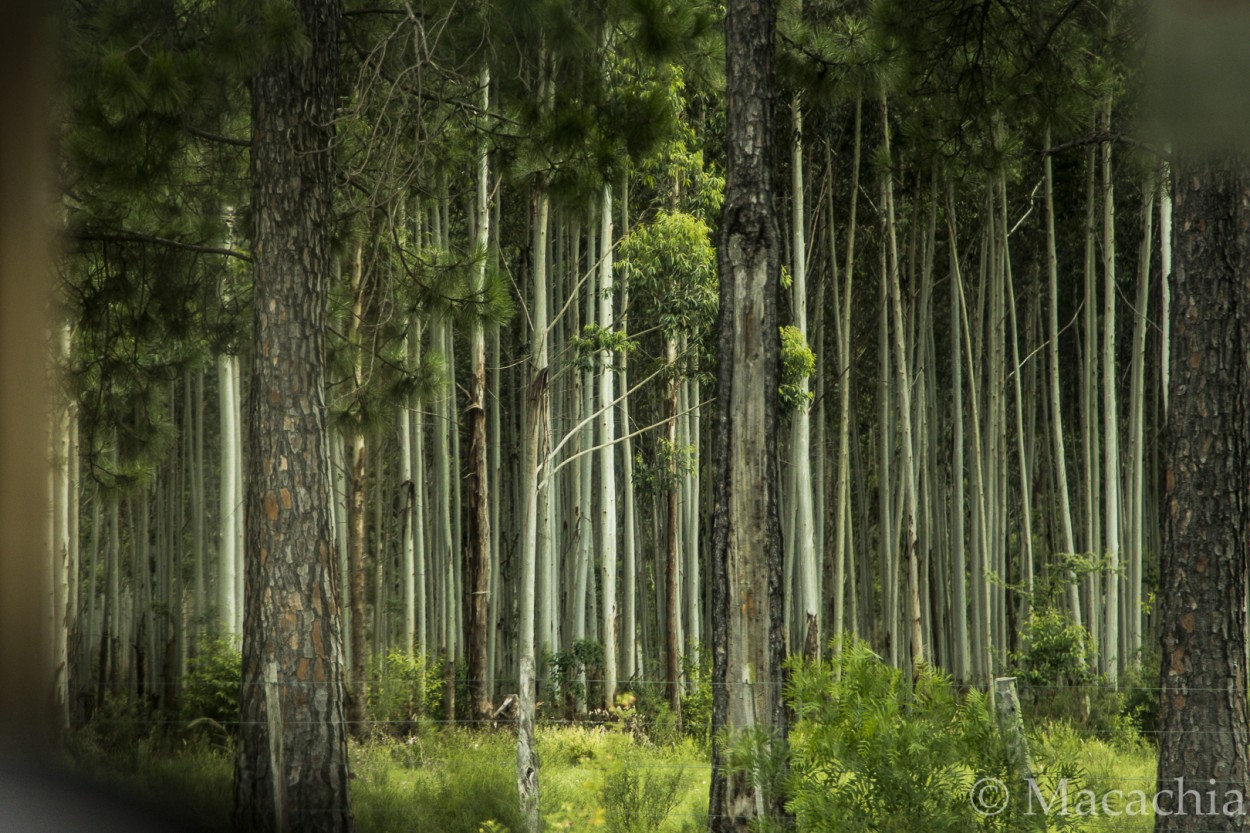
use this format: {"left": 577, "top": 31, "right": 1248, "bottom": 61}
{"left": 66, "top": 724, "right": 710, "bottom": 833}
{"left": 63, "top": 720, "right": 1155, "bottom": 833}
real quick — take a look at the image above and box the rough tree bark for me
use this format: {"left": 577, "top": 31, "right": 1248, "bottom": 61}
{"left": 231, "top": 0, "right": 354, "bottom": 829}
{"left": 1154, "top": 154, "right": 1250, "bottom": 832}
{"left": 707, "top": 0, "right": 788, "bottom": 827}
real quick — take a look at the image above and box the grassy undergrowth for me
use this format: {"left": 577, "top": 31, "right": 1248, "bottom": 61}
{"left": 64, "top": 720, "right": 1152, "bottom": 833}
{"left": 67, "top": 724, "right": 710, "bottom": 833}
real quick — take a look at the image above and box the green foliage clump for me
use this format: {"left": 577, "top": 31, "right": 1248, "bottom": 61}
{"left": 1011, "top": 607, "right": 1095, "bottom": 690}
{"left": 549, "top": 639, "right": 605, "bottom": 717}
{"left": 1010, "top": 608, "right": 1150, "bottom": 746}
{"left": 618, "top": 211, "right": 718, "bottom": 342}
{"left": 1119, "top": 654, "right": 1160, "bottom": 740}
{"left": 779, "top": 324, "right": 815, "bottom": 412}
{"left": 631, "top": 439, "right": 697, "bottom": 499}
{"left": 602, "top": 763, "right": 685, "bottom": 833}
{"left": 572, "top": 324, "right": 637, "bottom": 372}
{"left": 180, "top": 638, "right": 241, "bottom": 733}
{"left": 786, "top": 640, "right": 1082, "bottom": 832}
{"left": 679, "top": 643, "right": 713, "bottom": 747}
{"left": 367, "top": 649, "right": 444, "bottom": 732}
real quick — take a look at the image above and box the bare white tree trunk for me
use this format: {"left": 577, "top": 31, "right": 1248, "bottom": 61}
{"left": 1126, "top": 170, "right": 1154, "bottom": 662}
{"left": 882, "top": 98, "right": 922, "bottom": 667}
{"left": 946, "top": 183, "right": 970, "bottom": 681}
{"left": 1043, "top": 127, "right": 1081, "bottom": 626}
{"left": 217, "top": 353, "right": 238, "bottom": 639}
{"left": 597, "top": 183, "right": 619, "bottom": 706}
{"left": 1100, "top": 101, "right": 1121, "bottom": 685}
{"left": 790, "top": 97, "right": 819, "bottom": 660}
{"left": 517, "top": 165, "right": 552, "bottom": 831}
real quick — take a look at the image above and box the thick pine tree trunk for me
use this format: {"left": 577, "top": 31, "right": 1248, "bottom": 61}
{"left": 708, "top": 0, "right": 788, "bottom": 827}
{"left": 1154, "top": 155, "right": 1250, "bottom": 832}
{"left": 231, "top": 0, "right": 354, "bottom": 829}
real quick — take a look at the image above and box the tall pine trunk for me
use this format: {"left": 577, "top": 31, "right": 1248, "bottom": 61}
{"left": 1154, "top": 153, "right": 1250, "bottom": 833}
{"left": 232, "top": 0, "right": 353, "bottom": 827}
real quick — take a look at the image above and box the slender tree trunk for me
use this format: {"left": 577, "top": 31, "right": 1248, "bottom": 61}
{"left": 665, "top": 336, "right": 682, "bottom": 722}
{"left": 232, "top": 0, "right": 353, "bottom": 826}
{"left": 517, "top": 161, "right": 552, "bottom": 832}
{"left": 832, "top": 98, "right": 861, "bottom": 653}
{"left": 881, "top": 98, "right": 923, "bottom": 668}
{"left": 410, "top": 322, "right": 428, "bottom": 659}
{"left": 708, "top": 0, "right": 788, "bottom": 826}
{"left": 1044, "top": 126, "right": 1082, "bottom": 626}
{"left": 790, "top": 96, "right": 819, "bottom": 661}
{"left": 217, "top": 354, "right": 238, "bottom": 639}
{"left": 1000, "top": 175, "right": 1035, "bottom": 623}
{"left": 947, "top": 183, "right": 970, "bottom": 682}
{"left": 597, "top": 183, "right": 620, "bottom": 708}
{"left": 1082, "top": 143, "right": 1103, "bottom": 661}
{"left": 232, "top": 357, "right": 245, "bottom": 638}
{"left": 465, "top": 64, "right": 492, "bottom": 721}
{"left": 51, "top": 321, "right": 73, "bottom": 728}
{"left": 1159, "top": 163, "right": 1172, "bottom": 422}
{"left": 1127, "top": 171, "right": 1154, "bottom": 663}
{"left": 1100, "top": 100, "right": 1121, "bottom": 686}
{"left": 399, "top": 338, "right": 416, "bottom": 654}
{"left": 346, "top": 238, "right": 369, "bottom": 735}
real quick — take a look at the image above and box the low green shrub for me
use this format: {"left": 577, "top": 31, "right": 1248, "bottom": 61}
{"left": 1011, "top": 608, "right": 1152, "bottom": 748}
{"left": 180, "top": 638, "right": 241, "bottom": 734}
{"left": 548, "top": 639, "right": 604, "bottom": 717}
{"left": 785, "top": 639, "right": 1083, "bottom": 832}
{"left": 679, "top": 643, "right": 713, "bottom": 747}
{"left": 602, "top": 762, "right": 685, "bottom": 833}
{"left": 367, "top": 649, "right": 444, "bottom": 732}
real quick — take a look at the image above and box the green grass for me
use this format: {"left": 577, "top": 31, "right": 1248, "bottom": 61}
{"left": 64, "top": 725, "right": 709, "bottom": 833}
{"left": 64, "top": 721, "right": 1152, "bottom": 833}
{"left": 1032, "top": 723, "right": 1157, "bottom": 833}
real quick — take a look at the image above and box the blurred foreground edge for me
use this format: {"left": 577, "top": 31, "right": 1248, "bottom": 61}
{"left": 0, "top": 6, "right": 198, "bottom": 832}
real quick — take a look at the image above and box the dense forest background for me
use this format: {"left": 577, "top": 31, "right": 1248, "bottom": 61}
{"left": 54, "top": 0, "right": 1163, "bottom": 719}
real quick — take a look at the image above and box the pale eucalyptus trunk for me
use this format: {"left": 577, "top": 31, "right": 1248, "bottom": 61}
{"left": 1081, "top": 144, "right": 1103, "bottom": 659}
{"left": 790, "top": 96, "right": 819, "bottom": 660}
{"left": 517, "top": 166, "right": 552, "bottom": 832}
{"left": 597, "top": 182, "right": 619, "bottom": 706}
{"left": 831, "top": 98, "right": 861, "bottom": 652}
{"left": 399, "top": 332, "right": 416, "bottom": 654}
{"left": 1126, "top": 170, "right": 1155, "bottom": 663}
{"left": 948, "top": 184, "right": 992, "bottom": 684}
{"left": 1100, "top": 101, "right": 1121, "bottom": 685}
{"left": 466, "top": 64, "right": 492, "bottom": 720}
{"left": 947, "top": 183, "right": 970, "bottom": 682}
{"left": 217, "top": 353, "right": 238, "bottom": 639}
{"left": 881, "top": 98, "right": 922, "bottom": 668}
{"left": 665, "top": 335, "right": 682, "bottom": 721}
{"left": 1044, "top": 127, "right": 1082, "bottom": 626}
{"left": 1000, "top": 175, "right": 1035, "bottom": 620}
